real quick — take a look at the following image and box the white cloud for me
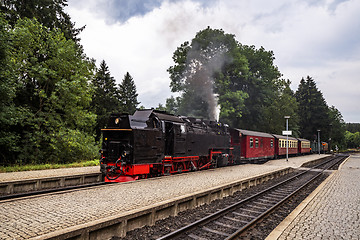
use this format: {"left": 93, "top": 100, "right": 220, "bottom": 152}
{"left": 66, "top": 0, "right": 360, "bottom": 122}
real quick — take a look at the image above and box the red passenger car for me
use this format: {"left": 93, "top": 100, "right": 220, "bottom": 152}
{"left": 272, "top": 134, "right": 299, "bottom": 158}
{"left": 230, "top": 129, "right": 275, "bottom": 163}
{"left": 297, "top": 138, "right": 311, "bottom": 154}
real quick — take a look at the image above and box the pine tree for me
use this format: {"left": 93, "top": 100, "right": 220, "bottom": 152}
{"left": 118, "top": 72, "right": 140, "bottom": 114}
{"left": 91, "top": 60, "right": 120, "bottom": 141}
{"left": 328, "top": 106, "right": 346, "bottom": 150}
{"left": 295, "top": 76, "right": 331, "bottom": 141}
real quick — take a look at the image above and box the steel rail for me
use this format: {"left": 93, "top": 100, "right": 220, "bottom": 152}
{"left": 0, "top": 181, "right": 111, "bottom": 201}
{"left": 226, "top": 155, "right": 347, "bottom": 239}
{"left": 157, "top": 154, "right": 348, "bottom": 240}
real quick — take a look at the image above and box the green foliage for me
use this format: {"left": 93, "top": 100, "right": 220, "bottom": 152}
{"left": 161, "top": 96, "right": 180, "bottom": 115}
{"left": 118, "top": 72, "right": 140, "bottom": 114}
{"left": 328, "top": 106, "right": 346, "bottom": 149}
{"left": 49, "top": 128, "right": 98, "bottom": 163}
{"left": 262, "top": 79, "right": 300, "bottom": 136}
{"left": 0, "top": 14, "right": 26, "bottom": 164}
{"left": 295, "top": 76, "right": 331, "bottom": 141}
{"left": 233, "top": 45, "right": 282, "bottom": 131}
{"left": 91, "top": 60, "right": 120, "bottom": 141}
{"left": 0, "top": 17, "right": 98, "bottom": 165}
{"left": 218, "top": 90, "right": 248, "bottom": 125}
{"left": 346, "top": 123, "right": 360, "bottom": 133}
{"left": 344, "top": 131, "right": 360, "bottom": 149}
{"left": 0, "top": 0, "right": 83, "bottom": 42}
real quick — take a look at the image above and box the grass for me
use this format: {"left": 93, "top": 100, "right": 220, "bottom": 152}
{"left": 0, "top": 159, "right": 99, "bottom": 173}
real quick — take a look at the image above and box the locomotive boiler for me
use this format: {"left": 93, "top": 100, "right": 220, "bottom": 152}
{"left": 100, "top": 109, "right": 232, "bottom": 182}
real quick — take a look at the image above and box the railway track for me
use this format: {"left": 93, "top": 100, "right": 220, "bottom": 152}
{"left": 157, "top": 154, "right": 348, "bottom": 240}
{"left": 0, "top": 180, "right": 109, "bottom": 201}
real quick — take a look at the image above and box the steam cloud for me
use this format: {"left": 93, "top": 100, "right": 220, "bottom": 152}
{"left": 184, "top": 45, "right": 231, "bottom": 121}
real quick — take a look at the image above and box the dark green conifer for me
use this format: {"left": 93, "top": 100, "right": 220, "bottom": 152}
{"left": 91, "top": 60, "right": 120, "bottom": 141}
{"left": 295, "top": 76, "right": 331, "bottom": 141}
{"left": 118, "top": 72, "right": 140, "bottom": 115}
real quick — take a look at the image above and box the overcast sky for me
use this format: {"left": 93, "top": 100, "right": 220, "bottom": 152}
{"left": 65, "top": 0, "right": 360, "bottom": 123}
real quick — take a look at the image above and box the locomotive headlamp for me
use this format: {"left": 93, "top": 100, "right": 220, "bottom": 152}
{"left": 115, "top": 118, "right": 120, "bottom": 124}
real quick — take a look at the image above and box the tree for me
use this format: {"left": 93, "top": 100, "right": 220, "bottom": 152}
{"left": 233, "top": 45, "right": 282, "bottom": 131}
{"left": 0, "top": 0, "right": 83, "bottom": 42}
{"left": 263, "top": 79, "right": 300, "bottom": 135}
{"left": 346, "top": 123, "right": 360, "bottom": 133}
{"left": 167, "top": 27, "right": 284, "bottom": 131}
{"left": 0, "top": 14, "right": 26, "bottom": 165}
{"left": 91, "top": 60, "right": 120, "bottom": 141}
{"left": 345, "top": 131, "right": 360, "bottom": 149}
{"left": 295, "top": 76, "right": 331, "bottom": 141}
{"left": 4, "top": 18, "right": 97, "bottom": 165}
{"left": 118, "top": 72, "right": 140, "bottom": 114}
{"left": 328, "top": 106, "right": 346, "bottom": 150}
{"left": 162, "top": 96, "right": 180, "bottom": 115}
{"left": 168, "top": 27, "right": 249, "bottom": 121}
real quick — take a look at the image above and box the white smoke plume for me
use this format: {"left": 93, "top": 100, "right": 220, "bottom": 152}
{"left": 184, "top": 45, "right": 231, "bottom": 120}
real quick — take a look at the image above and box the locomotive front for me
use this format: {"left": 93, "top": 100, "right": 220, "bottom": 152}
{"left": 100, "top": 111, "right": 165, "bottom": 182}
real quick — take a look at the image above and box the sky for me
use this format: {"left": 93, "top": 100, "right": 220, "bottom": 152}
{"left": 65, "top": 0, "right": 360, "bottom": 123}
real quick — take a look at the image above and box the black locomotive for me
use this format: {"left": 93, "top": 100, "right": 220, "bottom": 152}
{"left": 100, "top": 109, "right": 232, "bottom": 182}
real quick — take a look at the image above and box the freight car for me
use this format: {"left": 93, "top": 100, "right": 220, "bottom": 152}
{"left": 100, "top": 109, "right": 232, "bottom": 182}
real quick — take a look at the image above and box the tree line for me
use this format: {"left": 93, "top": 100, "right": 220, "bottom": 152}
{"left": 0, "top": 1, "right": 356, "bottom": 166}
{"left": 344, "top": 123, "right": 360, "bottom": 149}
{"left": 164, "top": 27, "right": 348, "bottom": 150}
{"left": 0, "top": 0, "right": 139, "bottom": 166}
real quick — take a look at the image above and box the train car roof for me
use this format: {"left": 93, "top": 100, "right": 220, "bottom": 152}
{"left": 233, "top": 129, "right": 274, "bottom": 138}
{"left": 133, "top": 109, "right": 184, "bottom": 123}
{"left": 272, "top": 134, "right": 298, "bottom": 141}
{"left": 297, "top": 138, "right": 310, "bottom": 142}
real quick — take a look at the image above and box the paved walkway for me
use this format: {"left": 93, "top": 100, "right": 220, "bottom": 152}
{"left": 0, "top": 154, "right": 326, "bottom": 239}
{"left": 267, "top": 154, "right": 360, "bottom": 240}
{"left": 0, "top": 166, "right": 99, "bottom": 182}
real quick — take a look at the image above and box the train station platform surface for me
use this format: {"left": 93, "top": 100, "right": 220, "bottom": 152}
{"left": 267, "top": 153, "right": 360, "bottom": 240}
{"left": 0, "top": 154, "right": 328, "bottom": 239}
{"left": 0, "top": 165, "right": 99, "bottom": 182}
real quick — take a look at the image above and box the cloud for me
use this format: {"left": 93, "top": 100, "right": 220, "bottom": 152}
{"left": 66, "top": 0, "right": 360, "bottom": 122}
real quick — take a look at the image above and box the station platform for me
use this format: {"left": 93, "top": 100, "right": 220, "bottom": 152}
{"left": 0, "top": 166, "right": 99, "bottom": 182}
{"left": 0, "top": 154, "right": 329, "bottom": 239}
{"left": 267, "top": 153, "right": 360, "bottom": 240}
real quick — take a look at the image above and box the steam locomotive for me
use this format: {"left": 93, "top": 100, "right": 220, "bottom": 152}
{"left": 99, "top": 109, "right": 315, "bottom": 182}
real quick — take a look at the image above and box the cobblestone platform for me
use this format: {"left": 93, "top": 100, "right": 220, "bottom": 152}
{"left": 0, "top": 154, "right": 326, "bottom": 239}
{"left": 267, "top": 154, "right": 360, "bottom": 240}
{"left": 0, "top": 166, "right": 99, "bottom": 182}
